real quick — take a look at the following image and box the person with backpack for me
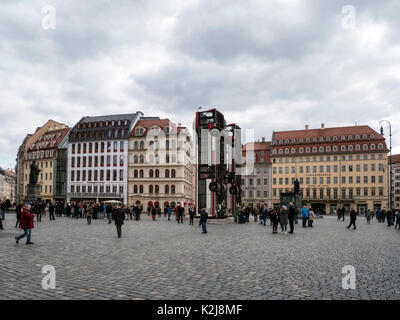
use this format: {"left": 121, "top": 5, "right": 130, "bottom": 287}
{"left": 112, "top": 205, "right": 125, "bottom": 238}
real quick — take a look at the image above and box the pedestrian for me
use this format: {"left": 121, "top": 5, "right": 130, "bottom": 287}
{"left": 200, "top": 208, "right": 208, "bottom": 233}
{"left": 288, "top": 202, "right": 296, "bottom": 234}
{"left": 49, "top": 202, "right": 55, "bottom": 221}
{"left": 15, "top": 204, "right": 35, "bottom": 245}
{"left": 167, "top": 205, "right": 171, "bottom": 221}
{"left": 189, "top": 206, "right": 195, "bottom": 225}
{"left": 87, "top": 205, "right": 93, "bottom": 224}
{"left": 347, "top": 209, "right": 357, "bottom": 230}
{"left": 280, "top": 206, "right": 289, "bottom": 234}
{"left": 308, "top": 208, "right": 315, "bottom": 227}
{"left": 395, "top": 211, "right": 400, "bottom": 230}
{"left": 35, "top": 200, "right": 42, "bottom": 222}
{"left": 151, "top": 205, "right": 157, "bottom": 221}
{"left": 366, "top": 210, "right": 372, "bottom": 224}
{"left": 270, "top": 208, "right": 279, "bottom": 234}
{"left": 15, "top": 202, "right": 22, "bottom": 228}
{"left": 336, "top": 207, "right": 341, "bottom": 221}
{"left": 177, "top": 203, "right": 184, "bottom": 224}
{"left": 301, "top": 205, "right": 309, "bottom": 228}
{"left": 342, "top": 207, "right": 345, "bottom": 222}
{"left": 1, "top": 201, "right": 6, "bottom": 220}
{"left": 387, "top": 209, "right": 393, "bottom": 227}
{"left": 260, "top": 204, "right": 267, "bottom": 226}
{"left": 106, "top": 204, "right": 112, "bottom": 224}
{"left": 112, "top": 205, "right": 125, "bottom": 238}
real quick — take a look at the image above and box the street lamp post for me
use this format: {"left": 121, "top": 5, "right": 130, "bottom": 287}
{"left": 379, "top": 120, "right": 393, "bottom": 212}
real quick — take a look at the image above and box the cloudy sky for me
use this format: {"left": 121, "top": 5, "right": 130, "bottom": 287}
{"left": 1, "top": 0, "right": 399, "bottom": 169}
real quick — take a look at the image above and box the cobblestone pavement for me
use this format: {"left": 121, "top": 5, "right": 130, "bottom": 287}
{"left": 0, "top": 213, "right": 399, "bottom": 300}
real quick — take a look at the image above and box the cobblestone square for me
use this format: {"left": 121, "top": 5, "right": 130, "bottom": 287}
{"left": 0, "top": 214, "right": 399, "bottom": 300}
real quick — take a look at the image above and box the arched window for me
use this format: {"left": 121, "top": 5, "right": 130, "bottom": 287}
{"left": 171, "top": 169, "right": 176, "bottom": 178}
{"left": 312, "top": 147, "right": 317, "bottom": 152}
{"left": 285, "top": 148, "right": 289, "bottom": 154}
{"left": 356, "top": 145, "right": 361, "bottom": 151}
{"left": 165, "top": 169, "right": 170, "bottom": 178}
{"left": 134, "top": 141, "right": 138, "bottom": 150}
{"left": 341, "top": 145, "right": 346, "bottom": 151}
{"left": 155, "top": 169, "right": 159, "bottom": 178}
{"left": 285, "top": 139, "right": 289, "bottom": 144}
{"left": 134, "top": 185, "right": 138, "bottom": 194}
{"left": 312, "top": 137, "right": 317, "bottom": 142}
{"left": 333, "top": 146, "right": 338, "bottom": 151}
{"left": 306, "top": 147, "right": 311, "bottom": 153}
{"left": 370, "top": 144, "right": 376, "bottom": 150}
{"left": 326, "top": 146, "right": 331, "bottom": 152}
{"left": 139, "top": 169, "right": 144, "bottom": 178}
{"left": 279, "top": 140, "right": 283, "bottom": 144}
{"left": 140, "top": 141, "right": 144, "bottom": 149}
{"left": 171, "top": 185, "right": 175, "bottom": 194}
{"left": 279, "top": 149, "right": 283, "bottom": 154}
{"left": 319, "top": 137, "right": 324, "bottom": 142}
{"left": 134, "top": 155, "right": 138, "bottom": 164}
{"left": 149, "top": 185, "right": 153, "bottom": 194}
{"left": 155, "top": 185, "right": 159, "bottom": 194}
{"left": 299, "top": 148, "right": 304, "bottom": 153}
{"left": 348, "top": 145, "right": 353, "bottom": 151}
{"left": 319, "top": 146, "right": 324, "bottom": 152}
{"left": 291, "top": 148, "right": 296, "bottom": 154}
{"left": 166, "top": 154, "right": 170, "bottom": 163}
{"left": 134, "top": 170, "right": 138, "bottom": 178}
{"left": 139, "top": 185, "right": 143, "bottom": 194}
{"left": 165, "top": 185, "right": 169, "bottom": 194}
{"left": 272, "top": 149, "right": 277, "bottom": 155}
{"left": 378, "top": 143, "right": 383, "bottom": 150}
{"left": 363, "top": 144, "right": 368, "bottom": 150}
{"left": 149, "top": 169, "right": 154, "bottom": 178}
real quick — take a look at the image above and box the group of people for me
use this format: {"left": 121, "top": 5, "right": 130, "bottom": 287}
{"left": 234, "top": 202, "right": 301, "bottom": 234}
{"left": 5, "top": 199, "right": 208, "bottom": 242}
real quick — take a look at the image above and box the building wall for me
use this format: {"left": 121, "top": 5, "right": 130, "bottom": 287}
{"left": 391, "top": 159, "right": 400, "bottom": 210}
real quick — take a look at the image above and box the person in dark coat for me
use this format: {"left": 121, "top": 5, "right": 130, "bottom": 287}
{"left": 15, "top": 202, "right": 22, "bottom": 228}
{"left": 288, "top": 202, "right": 296, "bottom": 234}
{"left": 15, "top": 204, "right": 35, "bottom": 244}
{"left": 112, "top": 205, "right": 125, "bottom": 238}
{"left": 49, "top": 202, "right": 55, "bottom": 220}
{"left": 151, "top": 205, "right": 157, "bottom": 221}
{"left": 177, "top": 203, "right": 184, "bottom": 224}
{"left": 347, "top": 209, "right": 357, "bottom": 230}
{"left": 200, "top": 208, "right": 208, "bottom": 233}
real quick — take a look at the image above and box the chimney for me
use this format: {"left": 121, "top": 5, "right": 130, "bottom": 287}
{"left": 305, "top": 125, "right": 309, "bottom": 130}
{"left": 321, "top": 123, "right": 325, "bottom": 129}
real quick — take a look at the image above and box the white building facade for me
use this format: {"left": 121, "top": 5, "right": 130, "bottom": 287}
{"left": 66, "top": 112, "right": 143, "bottom": 205}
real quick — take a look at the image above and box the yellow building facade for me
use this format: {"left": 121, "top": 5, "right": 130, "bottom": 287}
{"left": 271, "top": 125, "right": 389, "bottom": 214}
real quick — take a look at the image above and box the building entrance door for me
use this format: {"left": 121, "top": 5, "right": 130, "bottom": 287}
{"left": 357, "top": 204, "right": 367, "bottom": 216}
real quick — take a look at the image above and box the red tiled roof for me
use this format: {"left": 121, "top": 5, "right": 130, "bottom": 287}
{"left": 242, "top": 141, "right": 271, "bottom": 164}
{"left": 131, "top": 119, "right": 186, "bottom": 137}
{"left": 389, "top": 154, "right": 400, "bottom": 164}
{"left": 271, "top": 125, "right": 388, "bottom": 155}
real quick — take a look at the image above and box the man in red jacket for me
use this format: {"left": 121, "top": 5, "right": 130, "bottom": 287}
{"left": 15, "top": 204, "right": 35, "bottom": 245}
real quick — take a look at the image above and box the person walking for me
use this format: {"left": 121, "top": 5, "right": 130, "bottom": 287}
{"left": 342, "top": 207, "right": 345, "bottom": 222}
{"left": 280, "top": 206, "right": 289, "bottom": 234}
{"left": 49, "top": 202, "right": 55, "bottom": 221}
{"left": 15, "top": 202, "right": 22, "bottom": 228}
{"left": 395, "top": 211, "right": 400, "bottom": 230}
{"left": 87, "top": 205, "right": 93, "bottom": 224}
{"left": 106, "top": 204, "right": 113, "bottom": 224}
{"left": 366, "top": 210, "right": 372, "bottom": 224}
{"left": 200, "top": 208, "right": 208, "bottom": 234}
{"left": 177, "top": 203, "right": 184, "bottom": 224}
{"left": 0, "top": 201, "right": 6, "bottom": 220}
{"left": 151, "top": 205, "right": 157, "bottom": 221}
{"left": 189, "top": 206, "right": 195, "bottom": 225}
{"left": 15, "top": 204, "right": 35, "bottom": 244}
{"left": 35, "top": 201, "right": 42, "bottom": 222}
{"left": 270, "top": 208, "right": 279, "bottom": 234}
{"left": 167, "top": 205, "right": 172, "bottom": 221}
{"left": 387, "top": 209, "right": 393, "bottom": 227}
{"left": 301, "top": 206, "right": 309, "bottom": 228}
{"left": 112, "top": 205, "right": 125, "bottom": 238}
{"left": 347, "top": 209, "right": 357, "bottom": 230}
{"left": 288, "top": 202, "right": 296, "bottom": 234}
{"left": 308, "top": 208, "right": 315, "bottom": 227}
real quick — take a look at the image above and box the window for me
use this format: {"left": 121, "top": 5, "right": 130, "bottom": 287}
{"left": 171, "top": 169, "right": 176, "bottom": 178}
{"left": 171, "top": 185, "right": 175, "bottom": 194}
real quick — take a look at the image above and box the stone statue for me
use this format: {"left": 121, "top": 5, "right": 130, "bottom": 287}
{"left": 294, "top": 178, "right": 300, "bottom": 194}
{"left": 29, "top": 161, "right": 41, "bottom": 185}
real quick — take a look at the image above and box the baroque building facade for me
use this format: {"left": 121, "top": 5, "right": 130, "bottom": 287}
{"left": 128, "top": 118, "right": 194, "bottom": 210}
{"left": 270, "top": 124, "right": 389, "bottom": 214}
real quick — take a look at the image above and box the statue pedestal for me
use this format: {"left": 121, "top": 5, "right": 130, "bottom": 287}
{"left": 24, "top": 184, "right": 41, "bottom": 203}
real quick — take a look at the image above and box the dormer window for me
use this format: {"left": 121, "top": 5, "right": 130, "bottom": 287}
{"left": 312, "top": 137, "right": 317, "bottom": 142}
{"left": 363, "top": 134, "right": 368, "bottom": 139}
{"left": 326, "top": 137, "right": 331, "bottom": 141}
{"left": 341, "top": 136, "right": 346, "bottom": 141}
{"left": 299, "top": 138, "right": 304, "bottom": 143}
{"left": 355, "top": 135, "right": 360, "bottom": 140}
{"left": 370, "top": 134, "right": 375, "bottom": 139}
{"left": 348, "top": 135, "right": 352, "bottom": 140}
{"left": 333, "top": 136, "right": 338, "bottom": 141}
{"left": 285, "top": 139, "right": 289, "bottom": 144}
{"left": 319, "top": 137, "right": 324, "bottom": 142}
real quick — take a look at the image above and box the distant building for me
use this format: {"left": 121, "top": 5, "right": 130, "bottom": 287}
{"left": 0, "top": 168, "right": 15, "bottom": 203}
{"left": 389, "top": 154, "right": 400, "bottom": 210}
{"left": 128, "top": 118, "right": 194, "bottom": 210}
{"left": 15, "top": 120, "right": 70, "bottom": 202}
{"left": 241, "top": 138, "right": 272, "bottom": 208}
{"left": 271, "top": 124, "right": 389, "bottom": 214}
{"left": 66, "top": 113, "right": 143, "bottom": 204}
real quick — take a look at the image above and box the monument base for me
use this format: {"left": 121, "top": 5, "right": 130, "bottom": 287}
{"left": 24, "top": 184, "right": 41, "bottom": 203}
